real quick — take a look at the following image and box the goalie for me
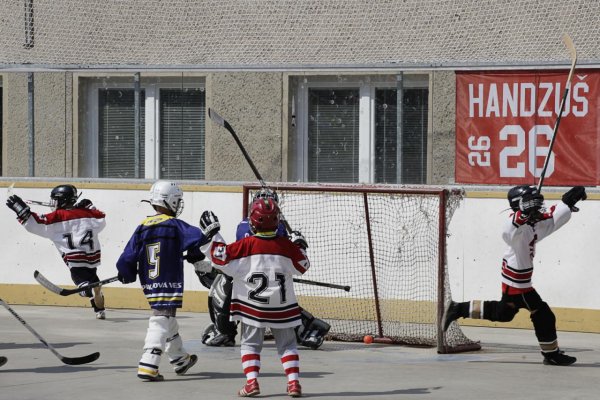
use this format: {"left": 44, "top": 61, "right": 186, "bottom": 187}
{"left": 187, "top": 188, "right": 330, "bottom": 350}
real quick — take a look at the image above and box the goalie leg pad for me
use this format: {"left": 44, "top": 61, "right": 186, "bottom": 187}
{"left": 208, "top": 274, "right": 238, "bottom": 337}
{"left": 295, "top": 309, "right": 331, "bottom": 349}
{"left": 202, "top": 323, "right": 236, "bottom": 347}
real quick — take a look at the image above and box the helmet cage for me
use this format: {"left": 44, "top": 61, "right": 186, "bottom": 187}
{"left": 507, "top": 185, "right": 538, "bottom": 211}
{"left": 252, "top": 188, "right": 279, "bottom": 204}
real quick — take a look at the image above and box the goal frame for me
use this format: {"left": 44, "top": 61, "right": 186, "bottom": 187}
{"left": 242, "top": 183, "right": 480, "bottom": 354}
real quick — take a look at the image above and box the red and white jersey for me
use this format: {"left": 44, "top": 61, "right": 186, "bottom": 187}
{"left": 23, "top": 208, "right": 106, "bottom": 269}
{"left": 501, "top": 202, "right": 571, "bottom": 294}
{"left": 204, "top": 232, "right": 310, "bottom": 329}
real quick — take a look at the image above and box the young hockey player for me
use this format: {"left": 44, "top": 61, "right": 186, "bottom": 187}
{"left": 444, "top": 185, "right": 587, "bottom": 366}
{"left": 116, "top": 180, "right": 214, "bottom": 381}
{"left": 199, "top": 197, "right": 309, "bottom": 397}
{"left": 6, "top": 184, "right": 107, "bottom": 319}
{"left": 190, "top": 188, "right": 329, "bottom": 350}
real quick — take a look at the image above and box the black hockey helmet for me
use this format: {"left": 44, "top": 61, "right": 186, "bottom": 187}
{"left": 50, "top": 184, "right": 79, "bottom": 210}
{"left": 507, "top": 185, "right": 538, "bottom": 211}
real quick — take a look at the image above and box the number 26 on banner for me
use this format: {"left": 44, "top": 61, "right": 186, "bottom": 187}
{"left": 467, "top": 124, "right": 555, "bottom": 178}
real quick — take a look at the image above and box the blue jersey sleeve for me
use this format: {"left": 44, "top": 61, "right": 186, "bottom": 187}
{"left": 116, "top": 227, "right": 141, "bottom": 282}
{"left": 175, "top": 219, "right": 207, "bottom": 252}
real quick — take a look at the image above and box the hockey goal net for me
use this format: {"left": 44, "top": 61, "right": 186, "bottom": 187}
{"left": 243, "top": 183, "right": 480, "bottom": 354}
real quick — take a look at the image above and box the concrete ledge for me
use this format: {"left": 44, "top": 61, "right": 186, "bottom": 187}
{"left": 3, "top": 283, "right": 599, "bottom": 333}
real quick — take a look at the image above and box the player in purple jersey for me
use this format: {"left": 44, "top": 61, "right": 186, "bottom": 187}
{"left": 117, "top": 181, "right": 215, "bottom": 381}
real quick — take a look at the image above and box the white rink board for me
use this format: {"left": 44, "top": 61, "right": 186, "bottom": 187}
{"left": 0, "top": 186, "right": 243, "bottom": 294}
{"left": 1, "top": 186, "right": 599, "bottom": 311}
{"left": 446, "top": 196, "right": 600, "bottom": 309}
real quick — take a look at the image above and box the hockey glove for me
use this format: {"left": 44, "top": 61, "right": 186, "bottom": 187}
{"left": 290, "top": 230, "right": 308, "bottom": 250}
{"left": 519, "top": 191, "right": 544, "bottom": 216}
{"left": 75, "top": 198, "right": 95, "bottom": 209}
{"left": 117, "top": 272, "right": 135, "bottom": 284}
{"left": 562, "top": 186, "right": 587, "bottom": 210}
{"left": 6, "top": 195, "right": 31, "bottom": 222}
{"left": 193, "top": 260, "right": 214, "bottom": 274}
{"left": 184, "top": 247, "right": 205, "bottom": 264}
{"left": 199, "top": 210, "right": 220, "bottom": 240}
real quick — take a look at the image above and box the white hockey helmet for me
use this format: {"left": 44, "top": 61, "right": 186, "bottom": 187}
{"left": 149, "top": 181, "right": 184, "bottom": 217}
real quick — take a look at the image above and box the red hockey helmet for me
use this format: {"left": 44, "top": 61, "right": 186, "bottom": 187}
{"left": 249, "top": 198, "right": 280, "bottom": 232}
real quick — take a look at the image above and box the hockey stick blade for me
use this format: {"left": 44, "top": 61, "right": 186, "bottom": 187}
{"left": 34, "top": 270, "right": 119, "bottom": 296}
{"left": 293, "top": 277, "right": 350, "bottom": 292}
{"left": 208, "top": 108, "right": 267, "bottom": 187}
{"left": 60, "top": 351, "right": 101, "bottom": 365}
{"left": 0, "top": 299, "right": 100, "bottom": 365}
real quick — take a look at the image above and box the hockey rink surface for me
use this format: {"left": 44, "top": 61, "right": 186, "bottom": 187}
{"left": 1, "top": 305, "right": 599, "bottom": 400}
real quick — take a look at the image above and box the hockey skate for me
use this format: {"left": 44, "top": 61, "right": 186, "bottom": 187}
{"left": 542, "top": 349, "right": 576, "bottom": 366}
{"left": 137, "top": 372, "right": 164, "bottom": 381}
{"left": 443, "top": 301, "right": 460, "bottom": 331}
{"left": 238, "top": 379, "right": 260, "bottom": 397}
{"left": 95, "top": 310, "right": 106, "bottom": 320}
{"left": 287, "top": 380, "right": 302, "bottom": 398}
{"left": 174, "top": 354, "right": 197, "bottom": 375}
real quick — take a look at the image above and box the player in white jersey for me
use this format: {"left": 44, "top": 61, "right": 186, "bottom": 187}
{"left": 6, "top": 184, "right": 108, "bottom": 319}
{"left": 443, "top": 185, "right": 586, "bottom": 366}
{"left": 200, "top": 197, "right": 309, "bottom": 397}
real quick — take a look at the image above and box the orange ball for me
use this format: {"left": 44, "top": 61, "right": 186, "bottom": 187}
{"left": 363, "top": 335, "right": 374, "bottom": 344}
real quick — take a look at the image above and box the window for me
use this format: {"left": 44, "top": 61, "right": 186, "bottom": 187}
{"left": 80, "top": 76, "right": 205, "bottom": 179}
{"left": 291, "top": 74, "right": 429, "bottom": 184}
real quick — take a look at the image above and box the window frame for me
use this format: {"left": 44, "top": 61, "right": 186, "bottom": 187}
{"left": 83, "top": 77, "right": 205, "bottom": 179}
{"left": 293, "top": 74, "right": 430, "bottom": 184}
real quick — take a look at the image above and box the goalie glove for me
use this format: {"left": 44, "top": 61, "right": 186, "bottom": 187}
{"left": 6, "top": 195, "right": 31, "bottom": 223}
{"left": 562, "top": 186, "right": 587, "bottom": 211}
{"left": 290, "top": 230, "right": 308, "bottom": 250}
{"left": 199, "top": 210, "right": 220, "bottom": 241}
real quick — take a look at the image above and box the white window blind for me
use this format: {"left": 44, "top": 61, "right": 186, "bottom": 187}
{"left": 98, "top": 89, "right": 145, "bottom": 179}
{"left": 307, "top": 88, "right": 360, "bottom": 183}
{"left": 159, "top": 88, "right": 205, "bottom": 180}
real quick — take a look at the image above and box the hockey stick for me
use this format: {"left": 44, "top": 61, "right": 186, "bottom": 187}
{"left": 34, "top": 270, "right": 119, "bottom": 296}
{"left": 25, "top": 199, "right": 53, "bottom": 207}
{"left": 207, "top": 108, "right": 294, "bottom": 232}
{"left": 6, "top": 183, "right": 53, "bottom": 207}
{"left": 0, "top": 298, "right": 100, "bottom": 365}
{"left": 208, "top": 109, "right": 352, "bottom": 292}
{"left": 537, "top": 33, "right": 577, "bottom": 192}
{"left": 293, "top": 278, "right": 350, "bottom": 292}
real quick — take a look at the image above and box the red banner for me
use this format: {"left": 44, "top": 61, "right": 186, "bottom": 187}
{"left": 455, "top": 70, "right": 600, "bottom": 185}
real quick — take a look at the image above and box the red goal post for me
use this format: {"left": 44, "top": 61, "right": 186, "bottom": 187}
{"left": 242, "top": 183, "right": 480, "bottom": 353}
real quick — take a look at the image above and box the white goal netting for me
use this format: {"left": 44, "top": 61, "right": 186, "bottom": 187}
{"left": 1, "top": 0, "right": 599, "bottom": 69}
{"left": 244, "top": 184, "right": 480, "bottom": 353}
